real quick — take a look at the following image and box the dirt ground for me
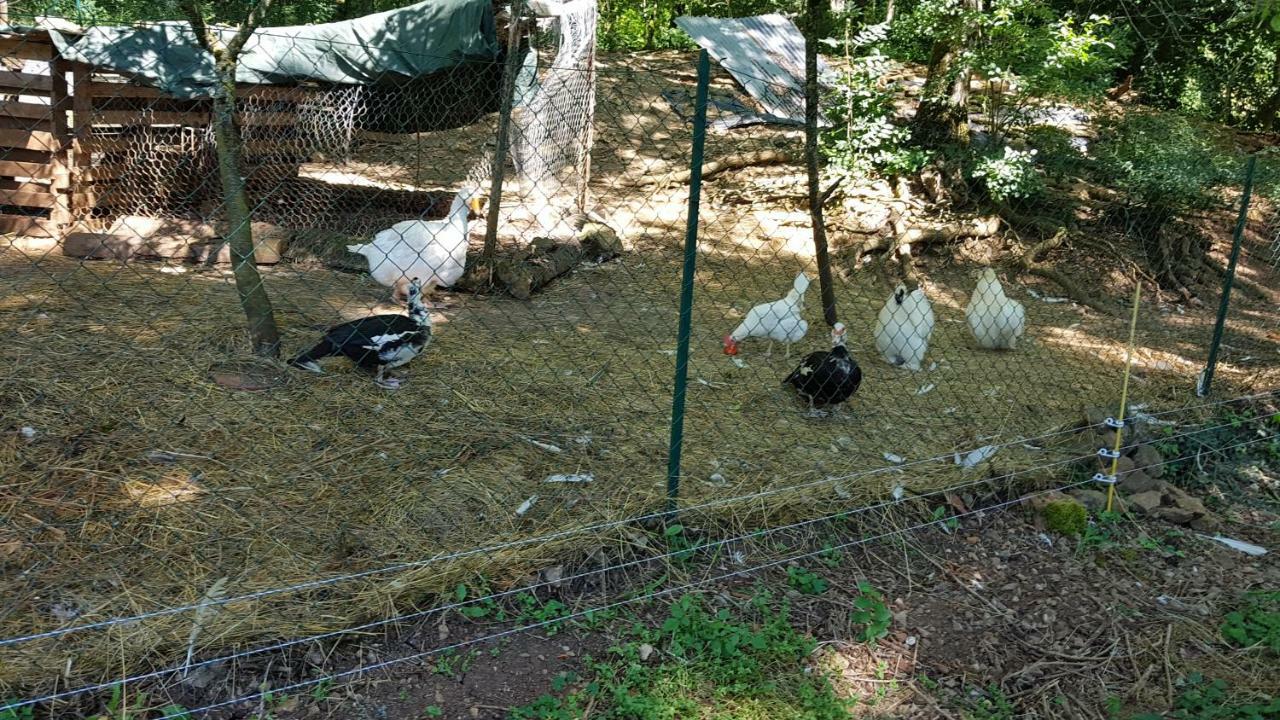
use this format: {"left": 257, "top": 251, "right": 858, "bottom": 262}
{"left": 2, "top": 51, "right": 1280, "bottom": 696}
{"left": 76, "top": 431, "right": 1279, "bottom": 720}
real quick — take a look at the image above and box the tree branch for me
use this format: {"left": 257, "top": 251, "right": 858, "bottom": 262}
{"left": 181, "top": 0, "right": 222, "bottom": 58}
{"left": 226, "top": 0, "right": 276, "bottom": 59}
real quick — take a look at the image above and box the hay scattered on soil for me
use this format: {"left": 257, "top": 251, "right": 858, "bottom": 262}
{"left": 2, "top": 52, "right": 1279, "bottom": 692}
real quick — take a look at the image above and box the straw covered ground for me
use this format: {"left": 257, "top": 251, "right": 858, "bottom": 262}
{"left": 2, "top": 52, "right": 1279, "bottom": 693}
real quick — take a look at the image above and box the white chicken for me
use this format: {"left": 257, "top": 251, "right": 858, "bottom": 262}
{"left": 723, "top": 272, "right": 810, "bottom": 357}
{"left": 874, "top": 282, "right": 935, "bottom": 371}
{"left": 965, "top": 268, "right": 1026, "bottom": 350}
{"left": 348, "top": 186, "right": 484, "bottom": 301}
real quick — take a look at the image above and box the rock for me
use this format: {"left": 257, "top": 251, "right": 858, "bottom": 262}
{"left": 1189, "top": 514, "right": 1221, "bottom": 533}
{"left": 1084, "top": 406, "right": 1110, "bottom": 429}
{"left": 638, "top": 643, "right": 656, "bottom": 662}
{"left": 1102, "top": 454, "right": 1136, "bottom": 475}
{"left": 1131, "top": 445, "right": 1164, "bottom": 477}
{"left": 842, "top": 199, "right": 892, "bottom": 233}
{"left": 1066, "top": 489, "right": 1108, "bottom": 513}
{"left": 1151, "top": 506, "right": 1197, "bottom": 525}
{"left": 1128, "top": 490, "right": 1164, "bottom": 515}
{"left": 578, "top": 222, "right": 623, "bottom": 259}
{"left": 1164, "top": 485, "right": 1209, "bottom": 516}
{"left": 1118, "top": 470, "right": 1161, "bottom": 495}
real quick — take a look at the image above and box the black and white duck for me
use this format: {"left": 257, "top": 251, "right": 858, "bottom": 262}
{"left": 784, "top": 322, "right": 862, "bottom": 412}
{"left": 289, "top": 277, "right": 432, "bottom": 389}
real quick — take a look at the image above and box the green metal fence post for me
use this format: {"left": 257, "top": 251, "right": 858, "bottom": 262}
{"left": 665, "top": 49, "right": 710, "bottom": 516}
{"left": 1201, "top": 154, "right": 1258, "bottom": 397}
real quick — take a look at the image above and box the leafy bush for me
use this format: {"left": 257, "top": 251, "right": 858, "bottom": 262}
{"left": 1024, "top": 125, "right": 1087, "bottom": 179}
{"left": 1093, "top": 112, "right": 1239, "bottom": 231}
{"left": 822, "top": 26, "right": 929, "bottom": 180}
{"left": 971, "top": 146, "right": 1042, "bottom": 202}
{"left": 851, "top": 582, "right": 893, "bottom": 645}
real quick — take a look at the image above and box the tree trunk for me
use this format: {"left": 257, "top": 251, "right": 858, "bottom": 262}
{"left": 210, "top": 65, "right": 281, "bottom": 357}
{"left": 911, "top": 0, "right": 977, "bottom": 147}
{"left": 884, "top": 0, "right": 896, "bottom": 23}
{"left": 805, "top": 0, "right": 838, "bottom": 328}
{"left": 1257, "top": 48, "right": 1280, "bottom": 131}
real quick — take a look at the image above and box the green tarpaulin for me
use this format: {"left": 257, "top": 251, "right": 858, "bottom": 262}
{"left": 44, "top": 0, "right": 499, "bottom": 98}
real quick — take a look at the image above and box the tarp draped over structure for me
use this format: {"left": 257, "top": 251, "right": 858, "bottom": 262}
{"left": 44, "top": 0, "right": 499, "bottom": 98}
{"left": 673, "top": 13, "right": 831, "bottom": 127}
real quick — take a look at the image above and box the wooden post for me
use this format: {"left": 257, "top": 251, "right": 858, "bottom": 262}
{"left": 69, "top": 63, "right": 94, "bottom": 227}
{"left": 575, "top": 39, "right": 595, "bottom": 213}
{"left": 482, "top": 0, "right": 525, "bottom": 261}
{"left": 48, "top": 57, "right": 71, "bottom": 232}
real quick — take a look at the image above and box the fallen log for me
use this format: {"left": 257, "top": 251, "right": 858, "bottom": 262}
{"left": 457, "top": 222, "right": 623, "bottom": 299}
{"left": 842, "top": 214, "right": 1000, "bottom": 257}
{"left": 641, "top": 149, "right": 797, "bottom": 186}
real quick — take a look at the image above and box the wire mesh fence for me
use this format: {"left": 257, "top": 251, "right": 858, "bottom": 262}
{"left": 0, "top": 2, "right": 1277, "bottom": 714}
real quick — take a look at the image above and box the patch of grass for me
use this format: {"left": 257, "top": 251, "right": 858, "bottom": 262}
{"left": 507, "top": 589, "right": 853, "bottom": 720}
{"left": 310, "top": 679, "right": 333, "bottom": 703}
{"left": 965, "top": 684, "right": 1017, "bottom": 720}
{"left": 1220, "top": 591, "right": 1280, "bottom": 653}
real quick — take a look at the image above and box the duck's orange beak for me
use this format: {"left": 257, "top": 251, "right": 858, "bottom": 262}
{"left": 468, "top": 195, "right": 486, "bottom": 216}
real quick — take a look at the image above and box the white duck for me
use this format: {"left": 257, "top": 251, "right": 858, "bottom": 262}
{"left": 965, "top": 268, "right": 1025, "bottom": 350}
{"left": 874, "top": 282, "right": 935, "bottom": 371}
{"left": 723, "top": 272, "right": 810, "bottom": 358}
{"left": 348, "top": 186, "right": 484, "bottom": 301}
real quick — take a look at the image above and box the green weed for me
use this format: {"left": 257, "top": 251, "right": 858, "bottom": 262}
{"left": 851, "top": 582, "right": 893, "bottom": 646}
{"left": 1220, "top": 591, "right": 1280, "bottom": 653}
{"left": 786, "top": 566, "right": 830, "bottom": 595}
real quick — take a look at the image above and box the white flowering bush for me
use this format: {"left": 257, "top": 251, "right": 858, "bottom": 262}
{"left": 971, "top": 146, "right": 1042, "bottom": 202}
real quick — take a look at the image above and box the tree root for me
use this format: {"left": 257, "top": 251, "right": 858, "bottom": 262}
{"left": 1016, "top": 228, "right": 1118, "bottom": 315}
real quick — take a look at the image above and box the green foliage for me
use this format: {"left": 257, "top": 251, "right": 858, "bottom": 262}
{"left": 1079, "top": 510, "right": 1124, "bottom": 552}
{"left": 851, "top": 582, "right": 892, "bottom": 646}
{"left": 1094, "top": 112, "right": 1239, "bottom": 230}
{"left": 1041, "top": 498, "right": 1088, "bottom": 536}
{"left": 966, "top": 684, "right": 1017, "bottom": 720}
{"left": 1130, "top": 674, "right": 1280, "bottom": 720}
{"left": 1024, "top": 125, "right": 1086, "bottom": 180}
{"left": 509, "top": 589, "right": 851, "bottom": 720}
{"left": 1220, "top": 591, "right": 1280, "bottom": 653}
{"left": 0, "top": 700, "right": 34, "bottom": 720}
{"left": 786, "top": 566, "right": 830, "bottom": 595}
{"left": 821, "top": 25, "right": 928, "bottom": 181}
{"left": 663, "top": 523, "right": 700, "bottom": 564}
{"left": 971, "top": 146, "right": 1042, "bottom": 202}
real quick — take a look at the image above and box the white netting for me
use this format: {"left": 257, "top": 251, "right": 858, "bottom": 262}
{"left": 475, "top": 0, "right": 598, "bottom": 241}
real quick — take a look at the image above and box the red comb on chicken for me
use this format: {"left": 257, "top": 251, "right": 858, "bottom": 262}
{"left": 723, "top": 334, "right": 740, "bottom": 355}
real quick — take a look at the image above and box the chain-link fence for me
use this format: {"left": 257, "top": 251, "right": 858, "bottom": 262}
{"left": 0, "top": 3, "right": 1277, "bottom": 713}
